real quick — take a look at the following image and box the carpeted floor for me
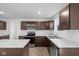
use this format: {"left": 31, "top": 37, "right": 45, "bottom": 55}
{"left": 29, "top": 47, "right": 49, "bottom": 56}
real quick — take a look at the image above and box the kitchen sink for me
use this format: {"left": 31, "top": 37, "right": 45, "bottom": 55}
{"left": 48, "top": 36, "right": 61, "bottom": 39}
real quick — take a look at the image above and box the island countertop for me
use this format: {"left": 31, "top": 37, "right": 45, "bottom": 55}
{"left": 47, "top": 36, "right": 79, "bottom": 48}
{"left": 0, "top": 39, "right": 30, "bottom": 48}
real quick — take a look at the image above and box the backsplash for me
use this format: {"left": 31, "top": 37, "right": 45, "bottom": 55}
{"left": 56, "top": 30, "right": 79, "bottom": 43}
{"left": 19, "top": 30, "right": 54, "bottom": 36}
{"left": 65, "top": 30, "right": 79, "bottom": 43}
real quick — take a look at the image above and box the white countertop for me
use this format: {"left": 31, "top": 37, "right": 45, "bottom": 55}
{"left": 0, "top": 39, "right": 30, "bottom": 48}
{"left": 47, "top": 36, "right": 79, "bottom": 48}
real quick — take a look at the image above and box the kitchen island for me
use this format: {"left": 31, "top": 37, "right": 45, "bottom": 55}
{"left": 47, "top": 36, "right": 79, "bottom": 56}
{"left": 0, "top": 39, "right": 30, "bottom": 56}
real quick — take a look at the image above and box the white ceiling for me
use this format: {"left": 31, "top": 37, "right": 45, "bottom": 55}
{"left": 0, "top": 3, "right": 68, "bottom": 19}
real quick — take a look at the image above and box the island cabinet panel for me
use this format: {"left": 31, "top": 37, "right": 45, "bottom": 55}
{"left": 23, "top": 43, "right": 29, "bottom": 56}
{"left": 0, "top": 49, "right": 23, "bottom": 56}
{"left": 6, "top": 49, "right": 21, "bottom": 56}
{"left": 0, "top": 44, "right": 29, "bottom": 56}
{"left": 59, "top": 48, "right": 79, "bottom": 56}
{"left": 35, "top": 36, "right": 50, "bottom": 47}
{"left": 0, "top": 49, "right": 6, "bottom": 56}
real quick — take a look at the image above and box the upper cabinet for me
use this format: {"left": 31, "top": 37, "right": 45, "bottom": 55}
{"left": 0, "top": 21, "right": 6, "bottom": 30}
{"left": 21, "top": 21, "right": 37, "bottom": 30}
{"left": 21, "top": 21, "right": 54, "bottom": 30}
{"left": 58, "top": 4, "right": 79, "bottom": 30}
{"left": 70, "top": 4, "right": 79, "bottom": 29}
{"left": 58, "top": 5, "right": 70, "bottom": 30}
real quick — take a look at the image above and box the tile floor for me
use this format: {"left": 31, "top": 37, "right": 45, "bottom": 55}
{"left": 29, "top": 47, "right": 49, "bottom": 56}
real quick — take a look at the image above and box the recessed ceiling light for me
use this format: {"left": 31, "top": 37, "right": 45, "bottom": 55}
{"left": 0, "top": 11, "right": 4, "bottom": 15}
{"left": 38, "top": 11, "right": 42, "bottom": 15}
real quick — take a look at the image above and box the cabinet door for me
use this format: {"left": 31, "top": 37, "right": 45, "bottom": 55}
{"left": 21, "top": 21, "right": 27, "bottom": 30}
{"left": 35, "top": 36, "right": 41, "bottom": 46}
{"left": 0, "top": 21, "right": 6, "bottom": 30}
{"left": 58, "top": 5, "right": 70, "bottom": 30}
{"left": 21, "top": 21, "right": 37, "bottom": 30}
{"left": 70, "top": 4, "right": 79, "bottom": 29}
{"left": 40, "top": 22, "right": 46, "bottom": 30}
{"left": 45, "top": 21, "right": 54, "bottom": 30}
{"left": 35, "top": 36, "right": 50, "bottom": 47}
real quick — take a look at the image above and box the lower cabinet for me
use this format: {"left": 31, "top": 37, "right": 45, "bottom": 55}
{"left": 59, "top": 48, "right": 79, "bottom": 56}
{"left": 35, "top": 36, "right": 50, "bottom": 47}
{"left": 49, "top": 41, "right": 79, "bottom": 56}
{"left": 19, "top": 36, "right": 25, "bottom": 39}
{"left": 0, "top": 48, "right": 20, "bottom": 56}
{"left": 19, "top": 36, "right": 50, "bottom": 47}
{"left": 0, "top": 35, "right": 9, "bottom": 39}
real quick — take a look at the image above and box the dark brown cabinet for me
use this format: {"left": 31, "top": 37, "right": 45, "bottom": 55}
{"left": 19, "top": 36, "right": 25, "bottom": 39}
{"left": 21, "top": 21, "right": 54, "bottom": 30}
{"left": 39, "top": 22, "right": 46, "bottom": 30}
{"left": 19, "top": 36, "right": 50, "bottom": 47}
{"left": 21, "top": 21, "right": 27, "bottom": 30}
{"left": 0, "top": 21, "right": 6, "bottom": 30}
{"left": 21, "top": 21, "right": 37, "bottom": 30}
{"left": 70, "top": 4, "right": 79, "bottom": 29}
{"left": 0, "top": 35, "right": 9, "bottom": 39}
{"left": 35, "top": 36, "right": 50, "bottom": 47}
{"left": 59, "top": 48, "right": 79, "bottom": 56}
{"left": 59, "top": 5, "right": 70, "bottom": 30}
{"left": 39, "top": 21, "right": 53, "bottom": 30}
{"left": 59, "top": 4, "right": 79, "bottom": 30}
{"left": 45, "top": 21, "right": 51, "bottom": 30}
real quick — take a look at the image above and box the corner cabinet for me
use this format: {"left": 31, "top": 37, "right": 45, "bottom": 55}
{"left": 0, "top": 21, "right": 6, "bottom": 30}
{"left": 58, "top": 4, "right": 79, "bottom": 30}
